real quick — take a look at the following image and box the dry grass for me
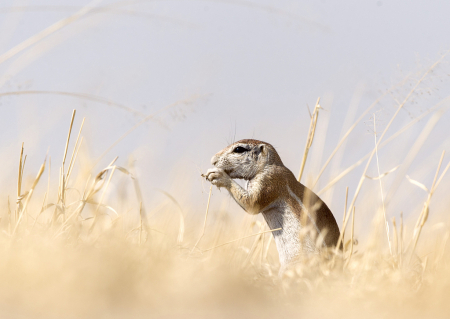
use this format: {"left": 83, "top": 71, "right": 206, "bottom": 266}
{"left": 2, "top": 51, "right": 450, "bottom": 318}
{"left": 3, "top": 123, "right": 449, "bottom": 318}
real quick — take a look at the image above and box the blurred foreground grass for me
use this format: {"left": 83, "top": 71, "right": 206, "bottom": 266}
{"left": 3, "top": 53, "right": 450, "bottom": 319}
{"left": 1, "top": 107, "right": 450, "bottom": 319}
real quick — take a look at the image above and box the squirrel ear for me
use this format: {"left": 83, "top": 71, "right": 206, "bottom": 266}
{"left": 254, "top": 144, "right": 265, "bottom": 158}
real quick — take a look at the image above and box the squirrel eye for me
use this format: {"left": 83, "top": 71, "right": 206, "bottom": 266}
{"left": 233, "top": 146, "right": 248, "bottom": 153}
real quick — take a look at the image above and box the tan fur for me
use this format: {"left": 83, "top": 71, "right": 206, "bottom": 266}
{"left": 205, "top": 139, "right": 340, "bottom": 269}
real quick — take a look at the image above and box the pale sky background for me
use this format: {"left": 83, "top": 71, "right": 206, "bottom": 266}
{"left": 1, "top": 0, "right": 450, "bottom": 240}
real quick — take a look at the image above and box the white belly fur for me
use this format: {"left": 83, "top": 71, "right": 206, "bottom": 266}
{"left": 262, "top": 201, "right": 317, "bottom": 268}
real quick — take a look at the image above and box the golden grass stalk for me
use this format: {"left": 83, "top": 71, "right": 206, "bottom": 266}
{"left": 17, "top": 143, "right": 24, "bottom": 203}
{"left": 89, "top": 165, "right": 117, "bottom": 232}
{"left": 157, "top": 189, "right": 185, "bottom": 246}
{"left": 7, "top": 196, "right": 11, "bottom": 234}
{"left": 12, "top": 158, "right": 46, "bottom": 235}
{"left": 263, "top": 232, "right": 273, "bottom": 261}
{"left": 392, "top": 217, "right": 398, "bottom": 259}
{"left": 31, "top": 191, "right": 48, "bottom": 231}
{"left": 139, "top": 202, "right": 143, "bottom": 246}
{"left": 259, "top": 226, "right": 266, "bottom": 266}
{"left": 336, "top": 187, "right": 348, "bottom": 252}
{"left": 345, "top": 206, "right": 355, "bottom": 267}
{"left": 432, "top": 157, "right": 450, "bottom": 191}
{"left": 60, "top": 109, "right": 76, "bottom": 207}
{"left": 65, "top": 116, "right": 85, "bottom": 186}
{"left": 54, "top": 175, "right": 93, "bottom": 236}
{"left": 65, "top": 137, "right": 83, "bottom": 186}
{"left": 16, "top": 143, "right": 25, "bottom": 223}
{"left": 192, "top": 185, "right": 213, "bottom": 253}
{"left": 412, "top": 151, "right": 445, "bottom": 235}
{"left": 400, "top": 211, "right": 404, "bottom": 267}
{"left": 365, "top": 165, "right": 400, "bottom": 180}
{"left": 373, "top": 113, "right": 392, "bottom": 255}
{"left": 62, "top": 110, "right": 76, "bottom": 168}
{"left": 409, "top": 151, "right": 446, "bottom": 263}
{"left": 297, "top": 97, "right": 320, "bottom": 182}
{"left": 406, "top": 175, "right": 430, "bottom": 193}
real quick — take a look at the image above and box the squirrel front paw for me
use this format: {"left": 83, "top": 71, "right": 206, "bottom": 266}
{"left": 204, "top": 168, "right": 232, "bottom": 189}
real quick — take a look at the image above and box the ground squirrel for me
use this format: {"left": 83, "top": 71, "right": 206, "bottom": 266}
{"left": 204, "top": 139, "right": 340, "bottom": 271}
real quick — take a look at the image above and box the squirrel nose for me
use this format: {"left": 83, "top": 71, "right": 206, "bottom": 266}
{"left": 211, "top": 156, "right": 218, "bottom": 166}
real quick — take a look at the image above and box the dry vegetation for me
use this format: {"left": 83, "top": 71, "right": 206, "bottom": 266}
{"left": 2, "top": 50, "right": 450, "bottom": 318}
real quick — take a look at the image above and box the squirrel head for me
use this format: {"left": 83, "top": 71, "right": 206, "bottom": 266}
{"left": 211, "top": 139, "right": 283, "bottom": 180}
